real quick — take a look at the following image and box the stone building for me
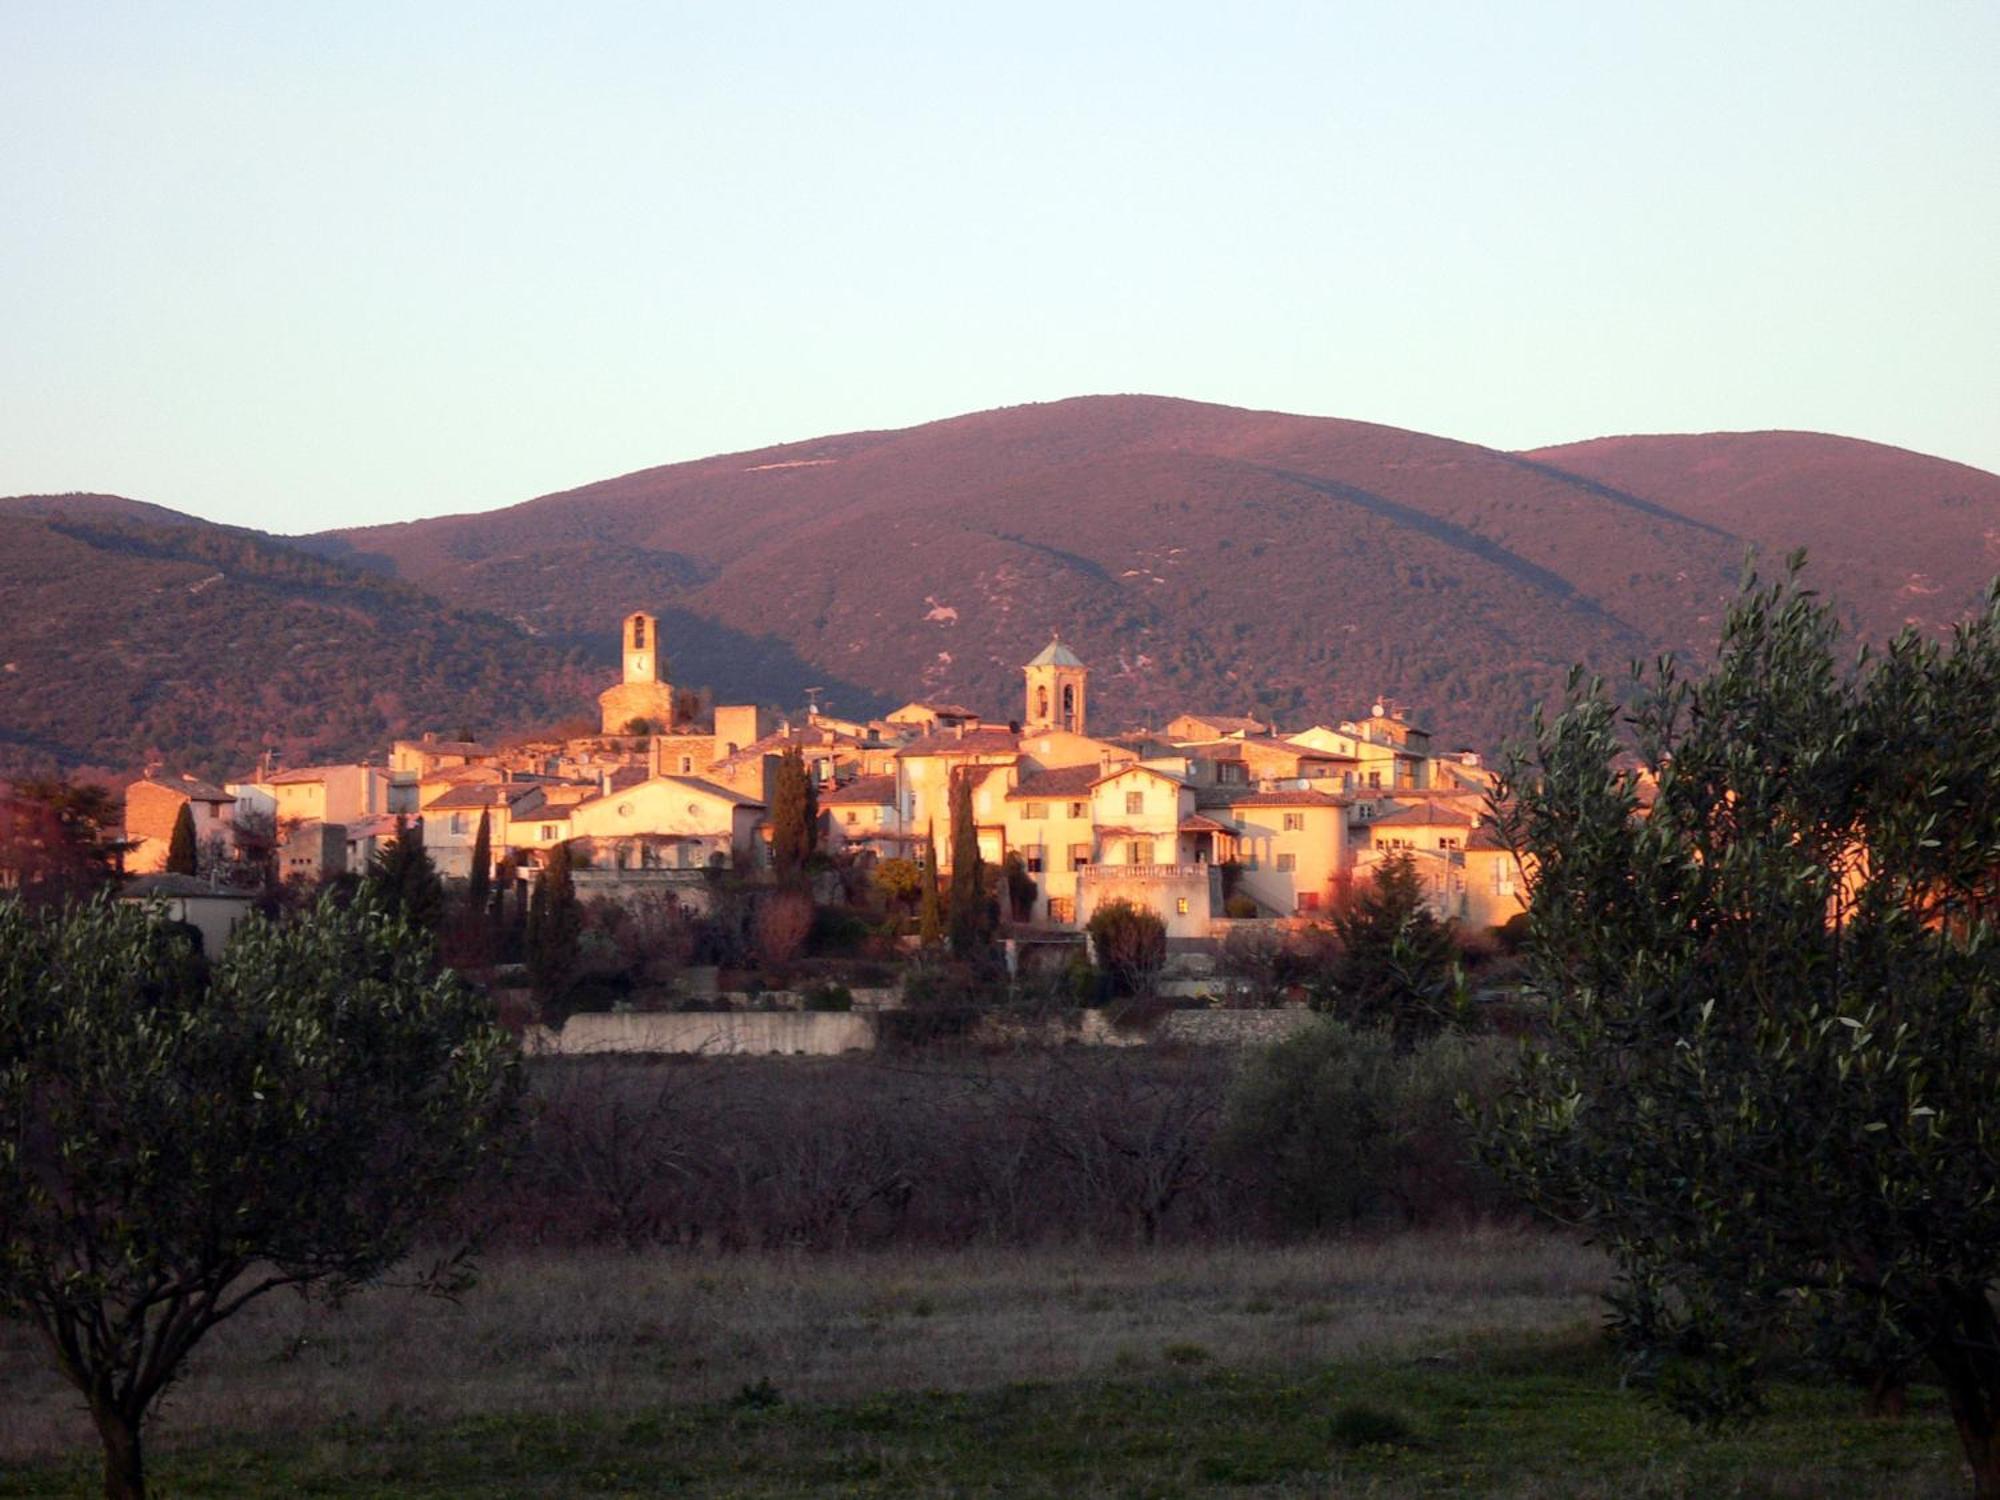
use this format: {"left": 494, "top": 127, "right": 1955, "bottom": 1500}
{"left": 597, "top": 611, "right": 680, "bottom": 734}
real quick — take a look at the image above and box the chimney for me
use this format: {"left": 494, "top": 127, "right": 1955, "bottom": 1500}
{"left": 955, "top": 721, "right": 966, "bottom": 741}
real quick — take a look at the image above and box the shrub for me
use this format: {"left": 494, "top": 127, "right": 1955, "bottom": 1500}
{"left": 1218, "top": 1021, "right": 1512, "bottom": 1232}
{"left": 1085, "top": 898, "right": 1167, "bottom": 997}
{"left": 802, "top": 980, "right": 854, "bottom": 1012}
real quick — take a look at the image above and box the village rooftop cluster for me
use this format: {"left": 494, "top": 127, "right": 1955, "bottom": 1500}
{"left": 118, "top": 612, "right": 1527, "bottom": 942}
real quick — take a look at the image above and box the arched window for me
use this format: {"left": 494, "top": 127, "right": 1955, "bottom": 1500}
{"left": 1036, "top": 685, "right": 1050, "bottom": 720}
{"left": 631, "top": 615, "right": 647, "bottom": 651}
{"left": 1061, "top": 684, "right": 1076, "bottom": 725}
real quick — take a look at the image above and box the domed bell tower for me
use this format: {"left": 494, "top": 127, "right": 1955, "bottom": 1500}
{"left": 1023, "top": 633, "right": 1088, "bottom": 735}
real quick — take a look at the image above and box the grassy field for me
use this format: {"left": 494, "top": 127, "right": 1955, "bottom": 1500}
{"left": 0, "top": 1230, "right": 1967, "bottom": 1497}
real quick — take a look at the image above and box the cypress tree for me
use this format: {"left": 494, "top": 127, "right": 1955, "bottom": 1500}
{"left": 367, "top": 815, "right": 445, "bottom": 935}
{"left": 770, "top": 747, "right": 814, "bottom": 884}
{"left": 527, "top": 842, "right": 582, "bottom": 1001}
{"left": 947, "top": 768, "right": 988, "bottom": 958}
{"left": 467, "top": 810, "right": 492, "bottom": 912}
{"left": 165, "top": 803, "right": 199, "bottom": 878}
{"left": 917, "top": 823, "right": 944, "bottom": 950}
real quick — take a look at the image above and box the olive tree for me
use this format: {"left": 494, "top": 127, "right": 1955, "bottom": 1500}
{"left": 1488, "top": 564, "right": 2000, "bottom": 1491}
{"left": 0, "top": 894, "right": 522, "bottom": 1500}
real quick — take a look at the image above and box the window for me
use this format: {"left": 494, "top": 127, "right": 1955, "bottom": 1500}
{"left": 1048, "top": 896, "right": 1074, "bottom": 923}
{"left": 1069, "top": 843, "right": 1091, "bottom": 869}
{"left": 1438, "top": 837, "right": 1459, "bottom": 850}
{"left": 1024, "top": 802, "right": 1047, "bottom": 821}
{"left": 1276, "top": 853, "right": 1297, "bottom": 872}
{"left": 1175, "top": 897, "right": 1190, "bottom": 915}
{"left": 1218, "top": 761, "right": 1247, "bottom": 786}
{"left": 679, "top": 756, "right": 693, "bottom": 774}
{"left": 1026, "top": 850, "right": 1044, "bottom": 874}
{"left": 1068, "top": 800, "right": 1088, "bottom": 819}
{"left": 1125, "top": 789, "right": 1144, "bottom": 815}
{"left": 1126, "top": 839, "right": 1154, "bottom": 866}
{"left": 1367, "top": 770, "right": 1382, "bottom": 789}
{"left": 632, "top": 616, "right": 647, "bottom": 650}
{"left": 1282, "top": 812, "right": 1305, "bottom": 831}
{"left": 844, "top": 810, "right": 857, "bottom": 825}
{"left": 540, "top": 824, "right": 557, "bottom": 840}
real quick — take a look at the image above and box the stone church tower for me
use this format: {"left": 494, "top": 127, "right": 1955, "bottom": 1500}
{"left": 1023, "top": 634, "right": 1087, "bottom": 734}
{"left": 598, "top": 611, "right": 679, "bottom": 734}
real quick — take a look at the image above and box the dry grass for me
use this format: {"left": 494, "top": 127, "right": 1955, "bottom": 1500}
{"left": 0, "top": 1227, "right": 1603, "bottom": 1466}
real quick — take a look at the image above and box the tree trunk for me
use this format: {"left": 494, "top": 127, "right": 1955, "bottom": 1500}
{"left": 91, "top": 1403, "right": 144, "bottom": 1500}
{"left": 1930, "top": 1291, "right": 2000, "bottom": 1500}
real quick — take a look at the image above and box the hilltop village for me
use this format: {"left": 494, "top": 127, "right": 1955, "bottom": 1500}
{"left": 114, "top": 611, "right": 1526, "bottom": 943}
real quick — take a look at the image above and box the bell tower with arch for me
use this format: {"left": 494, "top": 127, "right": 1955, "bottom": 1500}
{"left": 624, "top": 611, "right": 659, "bottom": 685}
{"left": 598, "top": 610, "right": 679, "bottom": 734}
{"left": 1023, "top": 633, "right": 1088, "bottom": 735}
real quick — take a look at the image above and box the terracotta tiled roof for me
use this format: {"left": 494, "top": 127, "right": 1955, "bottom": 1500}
{"left": 425, "top": 783, "right": 526, "bottom": 810}
{"left": 821, "top": 774, "right": 896, "bottom": 807}
{"left": 392, "top": 738, "right": 492, "bottom": 757}
{"left": 1172, "top": 714, "right": 1269, "bottom": 735}
{"left": 1466, "top": 825, "right": 1510, "bottom": 852}
{"left": 138, "top": 771, "right": 233, "bottom": 801}
{"left": 1370, "top": 801, "right": 1474, "bottom": 827}
{"left": 123, "top": 873, "right": 249, "bottom": 899}
{"left": 1007, "top": 765, "right": 1101, "bottom": 800}
{"left": 1196, "top": 787, "right": 1348, "bottom": 809}
{"left": 1178, "top": 813, "right": 1235, "bottom": 834}
{"left": 894, "top": 727, "right": 1021, "bottom": 758}
{"left": 266, "top": 764, "right": 355, "bottom": 785}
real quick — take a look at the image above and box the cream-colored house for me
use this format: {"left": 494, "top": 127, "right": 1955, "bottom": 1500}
{"left": 1201, "top": 787, "right": 1350, "bottom": 916}
{"left": 820, "top": 774, "right": 906, "bottom": 858}
{"left": 894, "top": 725, "right": 1021, "bottom": 872}
{"left": 999, "top": 764, "right": 1101, "bottom": 924}
{"left": 124, "top": 771, "right": 236, "bottom": 875}
{"left": 253, "top": 763, "right": 396, "bottom": 828}
{"left": 389, "top": 735, "right": 496, "bottom": 779}
{"left": 567, "top": 775, "right": 764, "bottom": 871}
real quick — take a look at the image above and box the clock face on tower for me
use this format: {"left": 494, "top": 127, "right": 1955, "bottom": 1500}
{"left": 632, "top": 654, "right": 649, "bottom": 678}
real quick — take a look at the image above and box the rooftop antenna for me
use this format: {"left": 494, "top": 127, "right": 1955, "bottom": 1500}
{"left": 803, "top": 686, "right": 824, "bottom": 718}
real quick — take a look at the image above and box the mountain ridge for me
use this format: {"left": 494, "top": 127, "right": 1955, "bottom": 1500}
{"left": 8, "top": 396, "right": 1997, "bottom": 779}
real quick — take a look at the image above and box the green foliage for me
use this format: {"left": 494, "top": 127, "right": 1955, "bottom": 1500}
{"left": 466, "top": 810, "right": 492, "bottom": 912}
{"left": 918, "top": 826, "right": 944, "bottom": 950}
{"left": 526, "top": 843, "right": 583, "bottom": 1005}
{"left": 946, "top": 770, "right": 990, "bottom": 958}
{"left": 769, "top": 748, "right": 817, "bottom": 886}
{"left": 164, "top": 804, "right": 199, "bottom": 877}
{"left": 871, "top": 857, "right": 922, "bottom": 912}
{"left": 1001, "top": 851, "right": 1037, "bottom": 923}
{"left": 1313, "top": 853, "right": 1466, "bottom": 1043}
{"left": 0, "top": 892, "right": 521, "bottom": 1500}
{"left": 1218, "top": 1021, "right": 1511, "bottom": 1232}
{"left": 1085, "top": 898, "right": 1166, "bottom": 997}
{"left": 363, "top": 815, "right": 445, "bottom": 934}
{"left": 0, "top": 778, "right": 123, "bottom": 906}
{"left": 0, "top": 512, "right": 597, "bottom": 783}
{"left": 802, "top": 980, "right": 854, "bottom": 1012}
{"left": 1488, "top": 563, "right": 2000, "bottom": 1487}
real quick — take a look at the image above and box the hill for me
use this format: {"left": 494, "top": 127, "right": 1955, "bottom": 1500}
{"left": 1519, "top": 431, "right": 2000, "bottom": 640}
{"left": 304, "top": 397, "right": 2000, "bottom": 751}
{"left": 0, "top": 503, "right": 600, "bottom": 783}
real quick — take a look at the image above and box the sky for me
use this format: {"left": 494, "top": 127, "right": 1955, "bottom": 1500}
{"left": 4, "top": 2, "right": 1996, "bottom": 533}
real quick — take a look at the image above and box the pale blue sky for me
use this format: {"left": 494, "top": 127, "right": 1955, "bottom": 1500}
{"left": 4, "top": 2, "right": 1996, "bottom": 531}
